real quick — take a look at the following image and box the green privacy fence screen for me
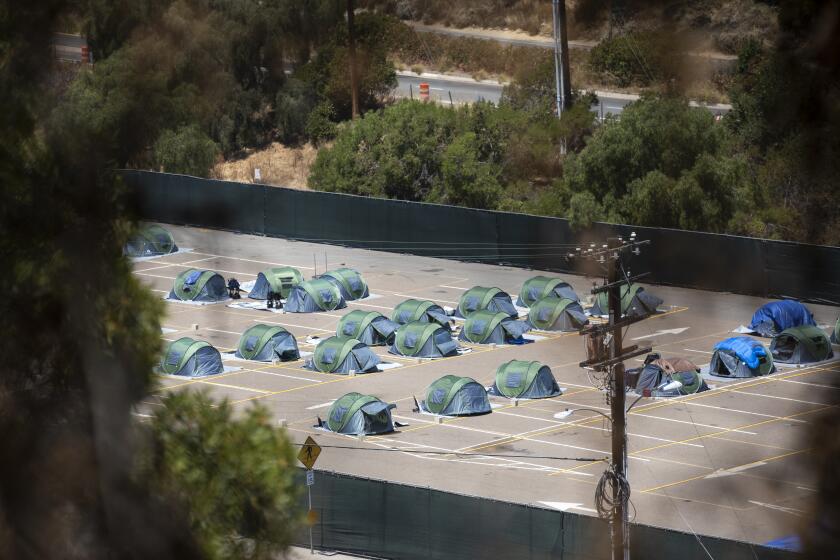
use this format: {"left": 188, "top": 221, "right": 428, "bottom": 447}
{"left": 296, "top": 470, "right": 795, "bottom": 560}
{"left": 122, "top": 170, "right": 840, "bottom": 305}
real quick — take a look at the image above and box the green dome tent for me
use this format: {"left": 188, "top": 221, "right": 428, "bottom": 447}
{"left": 420, "top": 375, "right": 491, "bottom": 416}
{"left": 169, "top": 269, "right": 228, "bottom": 302}
{"left": 389, "top": 321, "right": 459, "bottom": 358}
{"left": 392, "top": 299, "right": 450, "bottom": 326}
{"left": 249, "top": 267, "right": 303, "bottom": 299}
{"left": 320, "top": 268, "right": 369, "bottom": 300}
{"left": 626, "top": 355, "right": 707, "bottom": 397}
{"left": 458, "top": 310, "right": 530, "bottom": 344}
{"left": 159, "top": 337, "right": 223, "bottom": 377}
{"left": 324, "top": 392, "right": 396, "bottom": 435}
{"left": 124, "top": 223, "right": 178, "bottom": 257}
{"left": 770, "top": 325, "right": 833, "bottom": 364}
{"left": 710, "top": 337, "right": 774, "bottom": 378}
{"left": 526, "top": 297, "right": 589, "bottom": 332}
{"left": 235, "top": 324, "right": 300, "bottom": 362}
{"left": 285, "top": 278, "right": 346, "bottom": 312}
{"left": 305, "top": 336, "right": 380, "bottom": 374}
{"left": 489, "top": 360, "right": 561, "bottom": 399}
{"left": 589, "top": 283, "right": 662, "bottom": 318}
{"left": 337, "top": 310, "right": 399, "bottom": 346}
{"left": 455, "top": 286, "right": 518, "bottom": 319}
{"left": 517, "top": 276, "right": 579, "bottom": 307}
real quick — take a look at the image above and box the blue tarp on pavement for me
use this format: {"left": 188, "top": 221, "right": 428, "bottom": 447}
{"left": 748, "top": 300, "right": 815, "bottom": 337}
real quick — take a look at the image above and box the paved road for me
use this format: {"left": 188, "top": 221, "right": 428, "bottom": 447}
{"left": 395, "top": 71, "right": 732, "bottom": 118}
{"left": 53, "top": 32, "right": 88, "bottom": 62}
{"left": 410, "top": 22, "right": 596, "bottom": 51}
{"left": 407, "top": 22, "right": 738, "bottom": 68}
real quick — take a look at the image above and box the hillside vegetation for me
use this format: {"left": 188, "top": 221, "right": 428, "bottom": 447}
{"left": 362, "top": 0, "right": 778, "bottom": 54}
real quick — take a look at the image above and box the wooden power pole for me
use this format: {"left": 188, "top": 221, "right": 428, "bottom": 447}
{"left": 347, "top": 0, "right": 359, "bottom": 119}
{"left": 578, "top": 235, "right": 653, "bottom": 560}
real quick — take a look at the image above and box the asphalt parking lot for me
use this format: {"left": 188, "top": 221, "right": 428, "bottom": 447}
{"left": 133, "top": 224, "right": 840, "bottom": 546}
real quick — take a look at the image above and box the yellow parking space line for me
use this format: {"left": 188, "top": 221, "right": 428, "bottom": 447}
{"left": 708, "top": 435, "right": 796, "bottom": 452}
{"left": 630, "top": 405, "right": 830, "bottom": 456}
{"left": 199, "top": 380, "right": 271, "bottom": 394}
{"left": 639, "top": 448, "right": 811, "bottom": 494}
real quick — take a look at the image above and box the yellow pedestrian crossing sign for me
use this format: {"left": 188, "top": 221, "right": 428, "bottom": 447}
{"left": 298, "top": 436, "right": 321, "bottom": 469}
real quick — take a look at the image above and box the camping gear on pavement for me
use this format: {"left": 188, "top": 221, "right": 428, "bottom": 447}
{"left": 626, "top": 354, "right": 707, "bottom": 396}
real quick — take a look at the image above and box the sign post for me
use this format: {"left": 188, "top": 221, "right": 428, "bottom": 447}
{"left": 297, "top": 437, "right": 322, "bottom": 555}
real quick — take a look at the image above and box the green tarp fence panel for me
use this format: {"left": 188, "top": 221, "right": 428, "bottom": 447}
{"left": 295, "top": 470, "right": 797, "bottom": 560}
{"left": 122, "top": 170, "right": 840, "bottom": 305}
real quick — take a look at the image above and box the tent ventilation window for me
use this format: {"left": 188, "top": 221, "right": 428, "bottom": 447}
{"left": 470, "top": 320, "right": 486, "bottom": 335}
{"left": 322, "top": 349, "right": 336, "bottom": 364}
{"left": 430, "top": 388, "right": 446, "bottom": 405}
{"left": 506, "top": 373, "right": 522, "bottom": 388}
{"left": 404, "top": 333, "right": 418, "bottom": 348}
{"left": 320, "top": 290, "right": 333, "bottom": 303}
{"left": 343, "top": 322, "right": 358, "bottom": 336}
{"left": 331, "top": 406, "right": 347, "bottom": 423}
{"left": 244, "top": 336, "right": 259, "bottom": 352}
{"left": 465, "top": 297, "right": 479, "bottom": 311}
{"left": 166, "top": 351, "right": 183, "bottom": 367}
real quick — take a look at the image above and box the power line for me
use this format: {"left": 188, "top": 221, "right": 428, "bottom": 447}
{"left": 307, "top": 444, "right": 603, "bottom": 462}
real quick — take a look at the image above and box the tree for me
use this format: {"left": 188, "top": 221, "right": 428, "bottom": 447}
{"left": 153, "top": 125, "right": 219, "bottom": 177}
{"left": 303, "top": 12, "right": 398, "bottom": 119}
{"left": 433, "top": 132, "right": 503, "bottom": 209}
{"left": 142, "top": 392, "right": 302, "bottom": 560}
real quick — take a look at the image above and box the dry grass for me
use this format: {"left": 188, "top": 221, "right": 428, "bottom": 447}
{"left": 212, "top": 143, "right": 318, "bottom": 189}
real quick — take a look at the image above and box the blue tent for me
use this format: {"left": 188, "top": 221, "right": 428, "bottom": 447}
{"left": 748, "top": 301, "right": 815, "bottom": 337}
{"left": 710, "top": 337, "right": 774, "bottom": 378}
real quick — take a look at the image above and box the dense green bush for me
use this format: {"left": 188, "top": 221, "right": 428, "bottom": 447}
{"left": 153, "top": 125, "right": 219, "bottom": 177}
{"left": 539, "top": 96, "right": 751, "bottom": 232}
{"left": 308, "top": 97, "right": 595, "bottom": 209}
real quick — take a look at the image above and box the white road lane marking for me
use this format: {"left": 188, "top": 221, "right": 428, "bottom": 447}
{"left": 307, "top": 401, "right": 335, "bottom": 410}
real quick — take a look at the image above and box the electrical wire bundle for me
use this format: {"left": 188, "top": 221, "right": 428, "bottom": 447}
{"left": 594, "top": 463, "right": 631, "bottom": 520}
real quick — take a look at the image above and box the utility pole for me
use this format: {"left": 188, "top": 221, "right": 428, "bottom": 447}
{"left": 577, "top": 234, "right": 652, "bottom": 560}
{"left": 347, "top": 0, "right": 359, "bottom": 119}
{"left": 551, "top": 0, "right": 572, "bottom": 116}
